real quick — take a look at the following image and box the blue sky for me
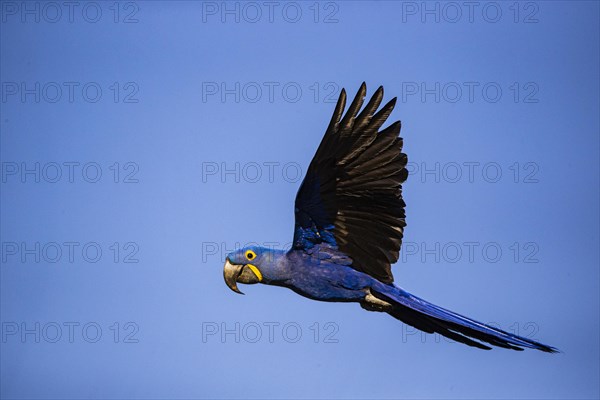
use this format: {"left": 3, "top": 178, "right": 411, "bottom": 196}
{"left": 1, "top": 1, "right": 598, "bottom": 399}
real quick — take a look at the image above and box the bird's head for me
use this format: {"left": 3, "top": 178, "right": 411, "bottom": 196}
{"left": 223, "top": 246, "right": 275, "bottom": 294}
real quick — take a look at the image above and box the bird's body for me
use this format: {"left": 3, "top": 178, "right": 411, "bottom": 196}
{"left": 222, "top": 83, "right": 557, "bottom": 353}
{"left": 243, "top": 247, "right": 374, "bottom": 302}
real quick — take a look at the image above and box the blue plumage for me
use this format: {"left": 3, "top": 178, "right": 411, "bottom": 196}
{"left": 222, "top": 84, "right": 557, "bottom": 353}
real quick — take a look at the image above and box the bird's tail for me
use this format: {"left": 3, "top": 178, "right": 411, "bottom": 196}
{"left": 372, "top": 285, "right": 558, "bottom": 352}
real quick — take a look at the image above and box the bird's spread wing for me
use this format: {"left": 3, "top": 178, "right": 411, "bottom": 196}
{"left": 293, "top": 83, "right": 407, "bottom": 283}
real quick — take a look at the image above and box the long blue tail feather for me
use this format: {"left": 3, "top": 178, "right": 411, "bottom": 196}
{"left": 374, "top": 286, "right": 558, "bottom": 353}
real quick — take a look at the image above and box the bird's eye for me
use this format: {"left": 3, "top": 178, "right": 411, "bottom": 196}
{"left": 245, "top": 250, "right": 256, "bottom": 260}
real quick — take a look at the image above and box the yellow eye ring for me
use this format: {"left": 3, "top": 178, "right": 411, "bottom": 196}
{"left": 245, "top": 250, "right": 256, "bottom": 261}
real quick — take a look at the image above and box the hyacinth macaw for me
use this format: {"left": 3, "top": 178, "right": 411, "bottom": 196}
{"left": 223, "top": 83, "right": 557, "bottom": 352}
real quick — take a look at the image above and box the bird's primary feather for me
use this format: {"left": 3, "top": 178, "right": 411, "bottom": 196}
{"left": 293, "top": 82, "right": 407, "bottom": 283}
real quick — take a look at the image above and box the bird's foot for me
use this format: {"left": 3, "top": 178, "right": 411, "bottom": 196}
{"left": 360, "top": 289, "right": 393, "bottom": 312}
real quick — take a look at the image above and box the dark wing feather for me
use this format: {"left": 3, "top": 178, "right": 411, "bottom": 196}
{"left": 293, "top": 83, "right": 407, "bottom": 283}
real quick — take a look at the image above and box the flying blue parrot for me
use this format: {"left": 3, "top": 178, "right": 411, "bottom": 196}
{"left": 223, "top": 83, "right": 557, "bottom": 352}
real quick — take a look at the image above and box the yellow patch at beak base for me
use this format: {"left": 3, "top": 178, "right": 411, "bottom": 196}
{"left": 246, "top": 264, "right": 263, "bottom": 281}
